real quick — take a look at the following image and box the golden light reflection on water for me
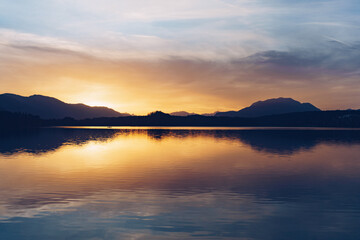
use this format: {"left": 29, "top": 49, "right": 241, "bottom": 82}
{"left": 1, "top": 130, "right": 360, "bottom": 193}
{"left": 1, "top": 128, "right": 360, "bottom": 239}
{"left": 0, "top": 132, "right": 248, "bottom": 187}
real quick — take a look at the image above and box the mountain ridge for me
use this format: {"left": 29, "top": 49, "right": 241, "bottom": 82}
{"left": 0, "top": 93, "right": 129, "bottom": 119}
{"left": 215, "top": 97, "right": 321, "bottom": 117}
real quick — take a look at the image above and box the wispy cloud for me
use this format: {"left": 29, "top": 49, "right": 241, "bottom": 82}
{"left": 0, "top": 0, "right": 359, "bottom": 112}
{"left": 1, "top": 27, "right": 360, "bottom": 113}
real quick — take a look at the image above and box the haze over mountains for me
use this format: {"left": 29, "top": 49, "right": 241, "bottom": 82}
{"left": 0, "top": 93, "right": 129, "bottom": 119}
{"left": 1, "top": 94, "right": 321, "bottom": 120}
{"left": 170, "top": 111, "right": 198, "bottom": 117}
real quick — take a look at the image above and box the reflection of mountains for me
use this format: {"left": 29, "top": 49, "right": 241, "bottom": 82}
{"left": 146, "top": 129, "right": 360, "bottom": 154}
{"left": 209, "top": 130, "right": 360, "bottom": 154}
{"left": 2, "top": 129, "right": 360, "bottom": 240}
{"left": 1, "top": 128, "right": 360, "bottom": 155}
{"left": 0, "top": 128, "right": 118, "bottom": 155}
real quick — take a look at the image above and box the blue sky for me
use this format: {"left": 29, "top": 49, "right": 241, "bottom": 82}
{"left": 1, "top": 0, "right": 359, "bottom": 57}
{"left": 0, "top": 0, "right": 359, "bottom": 113}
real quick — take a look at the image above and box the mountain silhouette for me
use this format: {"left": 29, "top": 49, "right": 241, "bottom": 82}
{"left": 0, "top": 111, "right": 41, "bottom": 129}
{"left": 215, "top": 97, "right": 321, "bottom": 117}
{"left": 44, "top": 109, "right": 360, "bottom": 128}
{"left": 0, "top": 93, "right": 129, "bottom": 119}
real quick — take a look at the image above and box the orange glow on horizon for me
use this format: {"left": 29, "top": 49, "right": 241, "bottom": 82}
{"left": 1, "top": 54, "right": 355, "bottom": 114}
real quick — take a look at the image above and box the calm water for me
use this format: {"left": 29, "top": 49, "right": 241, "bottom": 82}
{"left": 1, "top": 127, "right": 360, "bottom": 240}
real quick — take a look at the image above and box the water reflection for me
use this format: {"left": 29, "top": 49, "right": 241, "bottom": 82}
{"left": 1, "top": 128, "right": 360, "bottom": 155}
{"left": 0, "top": 128, "right": 360, "bottom": 239}
{"left": 0, "top": 128, "right": 117, "bottom": 155}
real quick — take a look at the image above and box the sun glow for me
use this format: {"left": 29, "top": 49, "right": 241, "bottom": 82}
{"left": 84, "top": 101, "right": 115, "bottom": 108}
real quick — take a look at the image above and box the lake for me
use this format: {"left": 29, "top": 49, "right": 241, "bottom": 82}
{"left": 1, "top": 127, "right": 360, "bottom": 240}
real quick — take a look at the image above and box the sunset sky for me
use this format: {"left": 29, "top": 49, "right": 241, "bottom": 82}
{"left": 0, "top": 0, "right": 359, "bottom": 114}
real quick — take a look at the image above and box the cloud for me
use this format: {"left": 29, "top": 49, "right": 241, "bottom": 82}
{"left": 1, "top": 28, "right": 360, "bottom": 113}
{"left": 1, "top": 0, "right": 360, "bottom": 59}
{"left": 0, "top": 0, "right": 360, "bottom": 114}
{"left": 242, "top": 43, "right": 360, "bottom": 75}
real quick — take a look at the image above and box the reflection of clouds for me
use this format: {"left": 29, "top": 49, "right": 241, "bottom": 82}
{"left": 0, "top": 189, "right": 281, "bottom": 238}
{"left": 0, "top": 130, "right": 360, "bottom": 238}
{"left": 80, "top": 190, "right": 277, "bottom": 221}
{"left": 1, "top": 187, "right": 358, "bottom": 239}
{"left": 0, "top": 198, "right": 83, "bottom": 222}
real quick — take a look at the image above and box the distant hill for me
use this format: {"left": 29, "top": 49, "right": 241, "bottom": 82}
{"left": 170, "top": 111, "right": 217, "bottom": 117}
{"left": 45, "top": 110, "right": 360, "bottom": 128}
{"left": 0, "top": 93, "right": 129, "bottom": 119}
{"left": 215, "top": 97, "right": 321, "bottom": 117}
{"left": 170, "top": 111, "right": 198, "bottom": 116}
